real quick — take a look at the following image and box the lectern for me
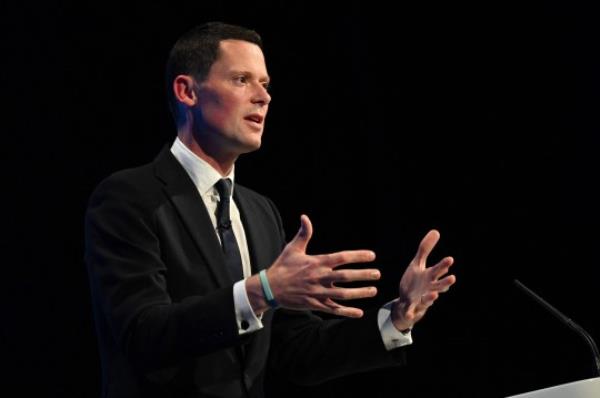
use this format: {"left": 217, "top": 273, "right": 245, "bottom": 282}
{"left": 506, "top": 377, "right": 600, "bottom": 397}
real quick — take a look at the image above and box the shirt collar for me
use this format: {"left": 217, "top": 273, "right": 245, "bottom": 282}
{"left": 170, "top": 137, "right": 235, "bottom": 196}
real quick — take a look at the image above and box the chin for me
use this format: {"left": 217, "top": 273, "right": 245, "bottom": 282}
{"left": 237, "top": 139, "right": 262, "bottom": 154}
{"left": 246, "top": 141, "right": 262, "bottom": 153}
{"left": 244, "top": 133, "right": 263, "bottom": 150}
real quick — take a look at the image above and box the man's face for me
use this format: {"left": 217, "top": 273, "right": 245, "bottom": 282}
{"left": 193, "top": 39, "right": 271, "bottom": 157}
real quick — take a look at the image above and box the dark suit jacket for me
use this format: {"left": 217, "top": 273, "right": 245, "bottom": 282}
{"left": 85, "top": 147, "right": 406, "bottom": 398}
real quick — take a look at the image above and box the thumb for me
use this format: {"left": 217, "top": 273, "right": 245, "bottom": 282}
{"left": 288, "top": 214, "right": 313, "bottom": 253}
{"left": 414, "top": 229, "right": 440, "bottom": 266}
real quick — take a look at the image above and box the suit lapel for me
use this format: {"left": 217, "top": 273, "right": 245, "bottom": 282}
{"left": 154, "top": 147, "right": 272, "bottom": 364}
{"left": 153, "top": 147, "right": 232, "bottom": 288}
{"left": 234, "top": 188, "right": 269, "bottom": 274}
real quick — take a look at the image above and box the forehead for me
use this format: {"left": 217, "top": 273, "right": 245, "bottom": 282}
{"left": 211, "top": 39, "right": 268, "bottom": 76}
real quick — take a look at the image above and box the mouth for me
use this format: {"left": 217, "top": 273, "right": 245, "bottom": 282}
{"left": 244, "top": 113, "right": 264, "bottom": 125}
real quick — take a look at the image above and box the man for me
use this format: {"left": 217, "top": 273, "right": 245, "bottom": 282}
{"left": 85, "top": 22, "right": 456, "bottom": 397}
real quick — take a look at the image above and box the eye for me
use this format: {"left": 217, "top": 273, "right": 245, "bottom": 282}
{"left": 234, "top": 75, "right": 248, "bottom": 85}
{"left": 262, "top": 82, "right": 271, "bottom": 91}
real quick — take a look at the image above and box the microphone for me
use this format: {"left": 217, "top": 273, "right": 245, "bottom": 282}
{"left": 513, "top": 279, "right": 600, "bottom": 377}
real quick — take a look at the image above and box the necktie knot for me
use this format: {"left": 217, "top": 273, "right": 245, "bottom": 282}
{"left": 215, "top": 178, "right": 232, "bottom": 199}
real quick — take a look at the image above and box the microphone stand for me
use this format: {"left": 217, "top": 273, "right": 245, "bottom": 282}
{"left": 514, "top": 279, "right": 600, "bottom": 377}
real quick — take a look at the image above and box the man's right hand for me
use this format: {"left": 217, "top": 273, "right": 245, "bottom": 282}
{"left": 246, "top": 215, "right": 380, "bottom": 317}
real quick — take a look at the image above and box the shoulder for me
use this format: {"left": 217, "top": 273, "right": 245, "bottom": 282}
{"left": 234, "top": 183, "right": 279, "bottom": 213}
{"left": 86, "top": 155, "right": 170, "bottom": 217}
{"left": 91, "top": 162, "right": 156, "bottom": 199}
{"left": 90, "top": 145, "right": 180, "bottom": 200}
{"left": 234, "top": 183, "right": 267, "bottom": 202}
{"left": 234, "top": 183, "right": 286, "bottom": 240}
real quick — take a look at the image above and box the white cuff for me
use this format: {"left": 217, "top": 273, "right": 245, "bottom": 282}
{"left": 378, "top": 299, "right": 413, "bottom": 351}
{"left": 233, "top": 279, "right": 264, "bottom": 335}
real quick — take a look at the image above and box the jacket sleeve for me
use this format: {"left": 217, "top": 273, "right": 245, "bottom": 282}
{"left": 268, "top": 307, "right": 406, "bottom": 385}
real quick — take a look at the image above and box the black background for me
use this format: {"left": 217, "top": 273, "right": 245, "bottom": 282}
{"left": 3, "top": 1, "right": 599, "bottom": 397}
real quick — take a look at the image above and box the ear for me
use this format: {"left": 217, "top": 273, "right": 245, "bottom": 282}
{"left": 173, "top": 75, "right": 197, "bottom": 107}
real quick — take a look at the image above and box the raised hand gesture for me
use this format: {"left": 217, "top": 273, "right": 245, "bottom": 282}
{"left": 391, "top": 230, "right": 456, "bottom": 331}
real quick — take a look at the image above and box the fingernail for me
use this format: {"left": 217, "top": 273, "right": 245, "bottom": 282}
{"left": 371, "top": 271, "right": 380, "bottom": 279}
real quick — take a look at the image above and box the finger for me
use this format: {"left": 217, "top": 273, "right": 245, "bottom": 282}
{"left": 432, "top": 274, "right": 456, "bottom": 292}
{"left": 318, "top": 286, "right": 378, "bottom": 301}
{"left": 315, "top": 250, "right": 376, "bottom": 268}
{"left": 306, "top": 297, "right": 364, "bottom": 318}
{"left": 429, "top": 256, "right": 454, "bottom": 279}
{"left": 322, "top": 298, "right": 365, "bottom": 318}
{"left": 322, "top": 269, "right": 381, "bottom": 284}
{"left": 305, "top": 297, "right": 336, "bottom": 313}
{"left": 413, "top": 229, "right": 440, "bottom": 267}
{"left": 403, "top": 302, "right": 418, "bottom": 322}
{"left": 287, "top": 214, "right": 313, "bottom": 253}
{"left": 419, "top": 291, "right": 439, "bottom": 307}
{"left": 331, "top": 306, "right": 364, "bottom": 318}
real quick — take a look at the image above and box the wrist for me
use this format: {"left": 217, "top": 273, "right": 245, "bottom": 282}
{"left": 259, "top": 269, "right": 279, "bottom": 309}
{"left": 245, "top": 274, "right": 270, "bottom": 315}
{"left": 391, "top": 300, "right": 412, "bottom": 333}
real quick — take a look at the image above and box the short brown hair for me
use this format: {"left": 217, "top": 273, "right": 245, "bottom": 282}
{"left": 165, "top": 22, "right": 263, "bottom": 122}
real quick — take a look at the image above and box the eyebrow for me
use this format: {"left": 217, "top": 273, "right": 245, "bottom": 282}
{"left": 230, "top": 69, "right": 271, "bottom": 83}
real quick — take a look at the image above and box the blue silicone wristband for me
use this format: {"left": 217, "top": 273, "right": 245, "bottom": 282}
{"left": 259, "top": 270, "right": 279, "bottom": 308}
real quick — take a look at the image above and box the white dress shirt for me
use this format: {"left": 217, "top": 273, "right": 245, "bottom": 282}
{"left": 170, "top": 137, "right": 412, "bottom": 349}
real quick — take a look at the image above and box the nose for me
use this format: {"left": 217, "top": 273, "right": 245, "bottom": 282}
{"left": 251, "top": 83, "right": 271, "bottom": 106}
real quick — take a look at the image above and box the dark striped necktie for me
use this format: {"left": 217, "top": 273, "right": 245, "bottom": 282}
{"left": 214, "top": 178, "right": 244, "bottom": 282}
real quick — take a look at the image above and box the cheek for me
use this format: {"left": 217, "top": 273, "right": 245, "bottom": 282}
{"left": 205, "top": 96, "right": 241, "bottom": 127}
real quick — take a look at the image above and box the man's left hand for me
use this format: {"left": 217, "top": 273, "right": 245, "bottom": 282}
{"left": 391, "top": 229, "right": 456, "bottom": 331}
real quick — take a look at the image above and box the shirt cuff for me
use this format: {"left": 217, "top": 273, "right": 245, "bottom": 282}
{"left": 233, "top": 279, "right": 264, "bottom": 335}
{"left": 378, "top": 299, "right": 413, "bottom": 351}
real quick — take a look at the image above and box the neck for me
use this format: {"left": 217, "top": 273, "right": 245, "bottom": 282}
{"left": 177, "top": 131, "right": 236, "bottom": 177}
